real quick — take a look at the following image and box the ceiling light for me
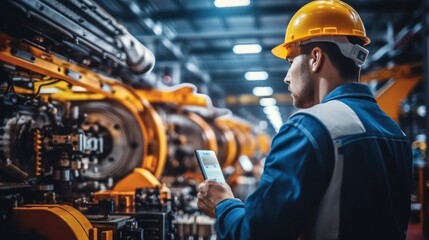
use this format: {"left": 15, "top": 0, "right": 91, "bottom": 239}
{"left": 186, "top": 62, "right": 198, "bottom": 72}
{"left": 259, "top": 120, "right": 268, "bottom": 129}
{"left": 214, "top": 0, "right": 250, "bottom": 8}
{"left": 263, "top": 105, "right": 279, "bottom": 115}
{"left": 266, "top": 112, "right": 281, "bottom": 119}
{"left": 253, "top": 87, "right": 273, "bottom": 96}
{"left": 233, "top": 44, "right": 261, "bottom": 54}
{"left": 270, "top": 119, "right": 283, "bottom": 132}
{"left": 245, "top": 71, "right": 268, "bottom": 81}
{"left": 259, "top": 97, "right": 277, "bottom": 106}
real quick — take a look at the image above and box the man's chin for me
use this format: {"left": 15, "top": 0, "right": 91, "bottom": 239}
{"left": 291, "top": 96, "right": 300, "bottom": 108}
{"left": 293, "top": 100, "right": 312, "bottom": 109}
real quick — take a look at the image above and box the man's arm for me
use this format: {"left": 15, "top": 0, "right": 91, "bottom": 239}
{"left": 199, "top": 115, "right": 335, "bottom": 239}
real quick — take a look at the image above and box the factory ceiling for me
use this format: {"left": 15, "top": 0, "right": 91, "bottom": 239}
{"left": 87, "top": 0, "right": 422, "bottom": 134}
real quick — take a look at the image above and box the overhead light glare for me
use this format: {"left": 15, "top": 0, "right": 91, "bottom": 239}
{"left": 214, "top": 0, "right": 250, "bottom": 8}
{"left": 263, "top": 105, "right": 279, "bottom": 115}
{"left": 266, "top": 112, "right": 281, "bottom": 118}
{"left": 259, "top": 97, "right": 277, "bottom": 106}
{"left": 253, "top": 87, "right": 273, "bottom": 96}
{"left": 270, "top": 119, "right": 283, "bottom": 132}
{"left": 186, "top": 62, "right": 198, "bottom": 72}
{"left": 245, "top": 71, "right": 268, "bottom": 81}
{"left": 259, "top": 120, "right": 268, "bottom": 129}
{"left": 233, "top": 44, "right": 261, "bottom": 54}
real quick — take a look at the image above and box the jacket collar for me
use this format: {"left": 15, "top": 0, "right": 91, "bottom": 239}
{"left": 321, "top": 83, "right": 376, "bottom": 103}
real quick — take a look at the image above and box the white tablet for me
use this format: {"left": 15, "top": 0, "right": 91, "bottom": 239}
{"left": 195, "top": 150, "right": 226, "bottom": 183}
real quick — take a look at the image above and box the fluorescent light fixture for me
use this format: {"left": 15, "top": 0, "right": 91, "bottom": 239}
{"left": 214, "top": 0, "right": 250, "bottom": 8}
{"left": 263, "top": 105, "right": 279, "bottom": 115}
{"left": 259, "top": 120, "right": 268, "bottom": 129}
{"left": 253, "top": 87, "right": 273, "bottom": 96}
{"left": 259, "top": 97, "right": 277, "bottom": 106}
{"left": 270, "top": 119, "right": 283, "bottom": 132}
{"left": 245, "top": 71, "right": 268, "bottom": 81}
{"left": 262, "top": 104, "right": 283, "bottom": 132}
{"left": 186, "top": 62, "right": 198, "bottom": 72}
{"left": 266, "top": 113, "right": 281, "bottom": 119}
{"left": 129, "top": 1, "right": 142, "bottom": 14}
{"left": 271, "top": 118, "right": 283, "bottom": 125}
{"left": 233, "top": 44, "right": 262, "bottom": 54}
{"left": 153, "top": 22, "right": 163, "bottom": 36}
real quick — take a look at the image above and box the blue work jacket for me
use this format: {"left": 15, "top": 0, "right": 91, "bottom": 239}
{"left": 215, "top": 83, "right": 413, "bottom": 240}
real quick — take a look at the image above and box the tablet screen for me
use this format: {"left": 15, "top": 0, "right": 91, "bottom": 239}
{"left": 195, "top": 150, "right": 226, "bottom": 183}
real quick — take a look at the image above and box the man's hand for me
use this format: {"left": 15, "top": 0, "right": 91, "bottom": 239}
{"left": 197, "top": 180, "right": 234, "bottom": 218}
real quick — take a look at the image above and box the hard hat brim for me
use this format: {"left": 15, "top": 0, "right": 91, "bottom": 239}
{"left": 271, "top": 43, "right": 288, "bottom": 59}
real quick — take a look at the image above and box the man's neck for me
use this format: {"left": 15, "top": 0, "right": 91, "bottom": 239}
{"left": 316, "top": 75, "right": 357, "bottom": 103}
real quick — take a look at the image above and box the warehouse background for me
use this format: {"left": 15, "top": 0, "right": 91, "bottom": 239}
{"left": 93, "top": 1, "right": 427, "bottom": 238}
{"left": 0, "top": 0, "right": 428, "bottom": 239}
{"left": 93, "top": 0, "right": 422, "bottom": 135}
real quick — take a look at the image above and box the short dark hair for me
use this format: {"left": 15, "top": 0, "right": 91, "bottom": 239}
{"left": 300, "top": 37, "right": 363, "bottom": 81}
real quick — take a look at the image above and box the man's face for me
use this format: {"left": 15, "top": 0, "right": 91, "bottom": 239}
{"left": 284, "top": 46, "right": 315, "bottom": 109}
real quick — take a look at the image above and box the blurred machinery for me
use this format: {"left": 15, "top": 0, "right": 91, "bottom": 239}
{"left": 8, "top": 0, "right": 424, "bottom": 238}
{"left": 0, "top": 0, "right": 271, "bottom": 239}
{"left": 0, "top": 0, "right": 422, "bottom": 238}
{"left": 360, "top": 62, "right": 426, "bottom": 236}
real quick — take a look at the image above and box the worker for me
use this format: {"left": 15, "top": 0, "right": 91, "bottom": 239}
{"left": 197, "top": 0, "right": 413, "bottom": 239}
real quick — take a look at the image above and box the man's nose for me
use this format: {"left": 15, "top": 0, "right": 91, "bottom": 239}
{"left": 284, "top": 73, "right": 290, "bottom": 84}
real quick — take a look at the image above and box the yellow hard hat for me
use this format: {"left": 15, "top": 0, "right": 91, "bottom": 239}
{"left": 272, "top": 0, "right": 371, "bottom": 59}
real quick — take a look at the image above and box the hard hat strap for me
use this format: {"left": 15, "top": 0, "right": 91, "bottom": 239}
{"left": 299, "top": 36, "right": 369, "bottom": 66}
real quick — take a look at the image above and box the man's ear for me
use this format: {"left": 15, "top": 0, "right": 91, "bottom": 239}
{"left": 310, "top": 47, "right": 323, "bottom": 72}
